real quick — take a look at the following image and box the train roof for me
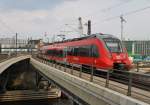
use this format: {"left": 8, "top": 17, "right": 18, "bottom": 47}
{"left": 44, "top": 33, "right": 119, "bottom": 46}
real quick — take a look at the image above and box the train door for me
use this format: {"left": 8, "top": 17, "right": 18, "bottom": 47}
{"left": 90, "top": 45, "right": 99, "bottom": 68}
{"left": 90, "top": 45, "right": 95, "bottom": 67}
{"left": 63, "top": 47, "right": 67, "bottom": 64}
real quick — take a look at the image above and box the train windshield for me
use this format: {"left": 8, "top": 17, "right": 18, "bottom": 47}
{"left": 103, "top": 38, "right": 123, "bottom": 53}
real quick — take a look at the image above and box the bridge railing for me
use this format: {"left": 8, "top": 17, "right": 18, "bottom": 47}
{"left": 32, "top": 55, "right": 150, "bottom": 104}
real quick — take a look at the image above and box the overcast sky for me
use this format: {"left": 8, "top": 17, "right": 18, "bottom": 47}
{"left": 0, "top": 0, "right": 150, "bottom": 41}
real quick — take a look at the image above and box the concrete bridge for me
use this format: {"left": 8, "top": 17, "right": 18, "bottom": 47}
{"left": 0, "top": 55, "right": 149, "bottom": 105}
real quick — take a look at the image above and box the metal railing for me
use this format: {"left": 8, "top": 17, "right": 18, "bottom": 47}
{"left": 32, "top": 55, "right": 150, "bottom": 104}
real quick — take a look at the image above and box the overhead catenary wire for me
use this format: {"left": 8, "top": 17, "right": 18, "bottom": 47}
{"left": 64, "top": 0, "right": 133, "bottom": 31}
{"left": 95, "top": 5, "right": 150, "bottom": 24}
{"left": 102, "top": 0, "right": 133, "bottom": 12}
{"left": 67, "top": 1, "right": 133, "bottom": 25}
{"left": 90, "top": 5, "right": 150, "bottom": 41}
{"left": 83, "top": 0, "right": 134, "bottom": 18}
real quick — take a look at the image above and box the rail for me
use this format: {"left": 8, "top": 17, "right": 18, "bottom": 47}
{"left": 135, "top": 61, "right": 150, "bottom": 72}
{"left": 32, "top": 56, "right": 150, "bottom": 104}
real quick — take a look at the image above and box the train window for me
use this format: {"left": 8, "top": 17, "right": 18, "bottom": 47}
{"left": 73, "top": 47, "right": 79, "bottom": 56}
{"left": 78, "top": 46, "right": 90, "bottom": 57}
{"left": 56, "top": 50, "right": 59, "bottom": 57}
{"left": 47, "top": 50, "right": 52, "bottom": 55}
{"left": 66, "top": 45, "right": 99, "bottom": 57}
{"left": 53, "top": 50, "right": 57, "bottom": 56}
{"left": 104, "top": 38, "right": 123, "bottom": 53}
{"left": 56, "top": 50, "right": 62, "bottom": 57}
{"left": 51, "top": 50, "right": 54, "bottom": 56}
{"left": 59, "top": 50, "right": 63, "bottom": 57}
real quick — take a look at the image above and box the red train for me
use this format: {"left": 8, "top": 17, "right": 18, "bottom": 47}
{"left": 38, "top": 33, "right": 132, "bottom": 71}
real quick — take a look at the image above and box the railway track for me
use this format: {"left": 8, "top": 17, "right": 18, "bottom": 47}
{"left": 105, "top": 72, "right": 150, "bottom": 91}
{"left": 63, "top": 63, "right": 150, "bottom": 91}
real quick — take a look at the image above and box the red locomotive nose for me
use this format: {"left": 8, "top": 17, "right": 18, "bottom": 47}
{"left": 112, "top": 53, "right": 126, "bottom": 61}
{"left": 111, "top": 53, "right": 132, "bottom": 70}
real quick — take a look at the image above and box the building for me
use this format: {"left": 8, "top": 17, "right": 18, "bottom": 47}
{"left": 0, "top": 38, "right": 28, "bottom": 48}
{"left": 0, "top": 38, "right": 40, "bottom": 53}
{"left": 124, "top": 40, "right": 150, "bottom": 56}
{"left": 0, "top": 38, "right": 28, "bottom": 53}
{"left": 28, "top": 39, "right": 41, "bottom": 52}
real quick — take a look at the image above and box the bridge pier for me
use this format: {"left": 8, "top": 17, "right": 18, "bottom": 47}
{"left": 2, "top": 71, "right": 10, "bottom": 92}
{"left": 35, "top": 71, "right": 40, "bottom": 90}
{"left": 0, "top": 70, "right": 10, "bottom": 93}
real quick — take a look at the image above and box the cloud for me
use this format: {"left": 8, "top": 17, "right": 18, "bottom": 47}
{"left": 0, "top": 0, "right": 150, "bottom": 41}
{"left": 0, "top": 0, "right": 64, "bottom": 11}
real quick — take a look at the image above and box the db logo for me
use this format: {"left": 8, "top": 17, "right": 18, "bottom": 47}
{"left": 116, "top": 56, "right": 120, "bottom": 59}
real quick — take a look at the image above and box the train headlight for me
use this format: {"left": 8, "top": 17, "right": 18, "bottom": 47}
{"left": 116, "top": 55, "right": 121, "bottom": 59}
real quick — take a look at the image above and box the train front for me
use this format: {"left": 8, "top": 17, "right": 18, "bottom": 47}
{"left": 103, "top": 37, "right": 132, "bottom": 70}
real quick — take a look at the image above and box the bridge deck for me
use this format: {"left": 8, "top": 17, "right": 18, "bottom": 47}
{"left": 31, "top": 57, "right": 149, "bottom": 105}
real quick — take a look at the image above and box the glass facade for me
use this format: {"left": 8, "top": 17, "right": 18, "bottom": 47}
{"left": 123, "top": 40, "right": 150, "bottom": 56}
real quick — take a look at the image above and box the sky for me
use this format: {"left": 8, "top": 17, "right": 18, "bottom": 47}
{"left": 0, "top": 0, "right": 150, "bottom": 41}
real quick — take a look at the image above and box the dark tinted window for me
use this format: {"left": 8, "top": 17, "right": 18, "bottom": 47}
{"left": 66, "top": 45, "right": 99, "bottom": 57}
{"left": 78, "top": 46, "right": 90, "bottom": 57}
{"left": 73, "top": 47, "right": 79, "bottom": 56}
{"left": 46, "top": 50, "right": 52, "bottom": 55}
{"left": 46, "top": 49, "right": 63, "bottom": 57}
{"left": 58, "top": 50, "right": 63, "bottom": 57}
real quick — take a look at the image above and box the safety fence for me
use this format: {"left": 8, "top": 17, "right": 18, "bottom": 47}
{"left": 32, "top": 56, "right": 150, "bottom": 104}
